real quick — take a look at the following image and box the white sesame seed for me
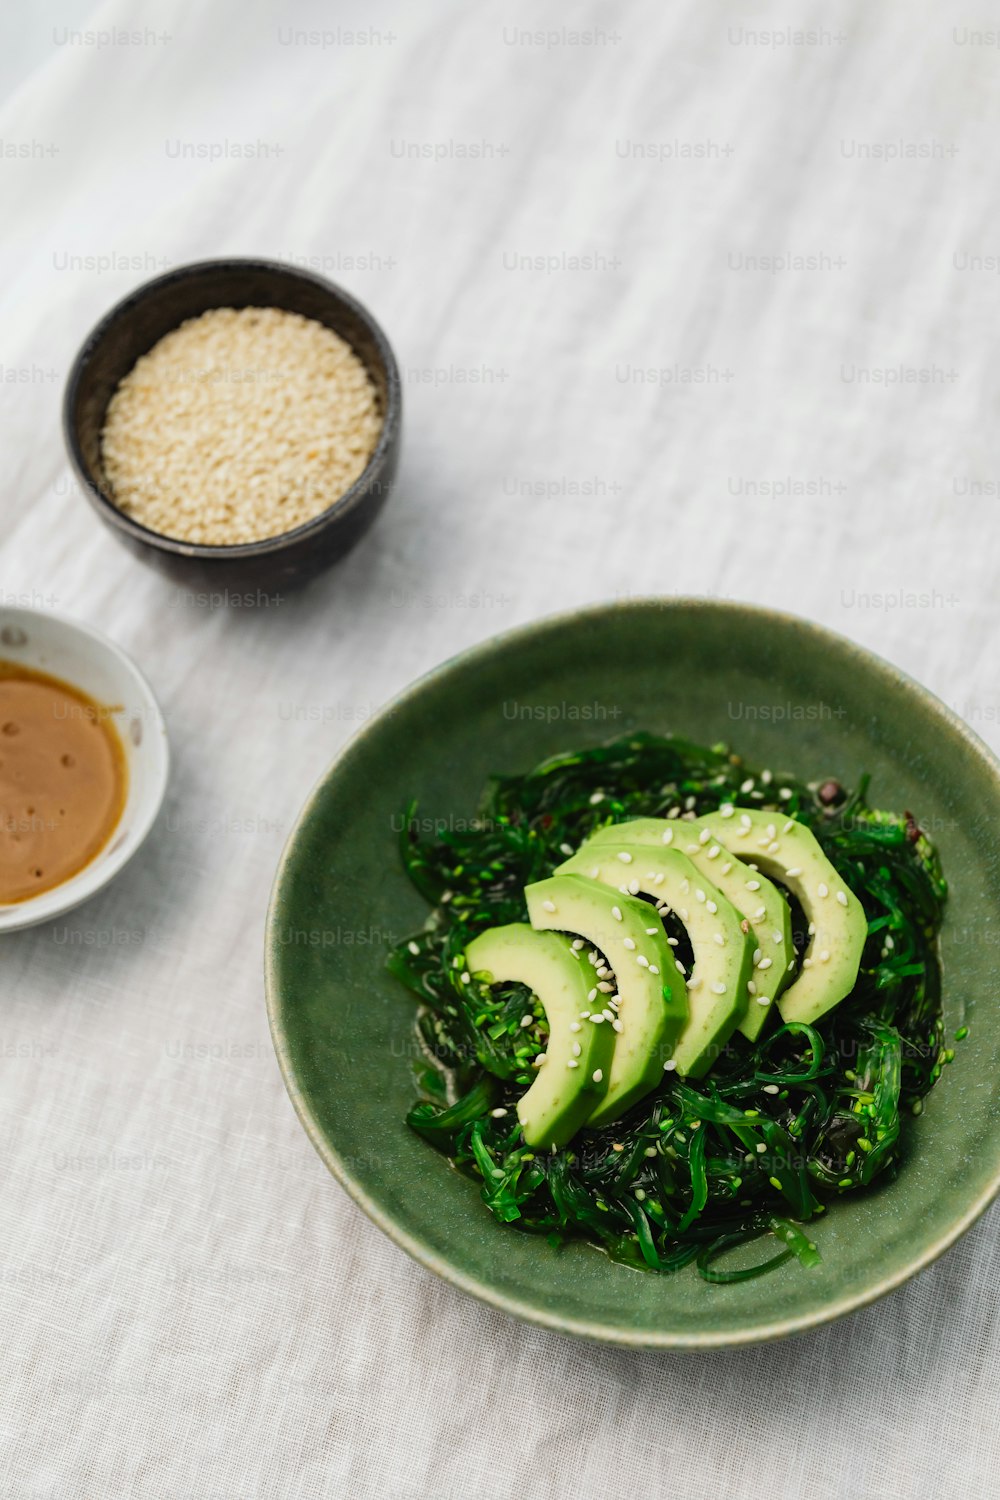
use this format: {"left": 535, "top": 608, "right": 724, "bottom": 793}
{"left": 755, "top": 1142, "right": 767, "bottom": 1154}
{"left": 786, "top": 866, "right": 802, "bottom": 877}
{"left": 721, "top": 861, "right": 732, "bottom": 875}
{"left": 591, "top": 1013, "right": 605, "bottom": 1024}
{"left": 646, "top": 926, "right": 659, "bottom": 936}
{"left": 460, "top": 972, "right": 470, "bottom": 984}
{"left": 542, "top": 899, "right": 556, "bottom": 912}
{"left": 747, "top": 980, "right": 757, "bottom": 994}
{"left": 407, "top": 941, "right": 420, "bottom": 955}
{"left": 757, "top": 957, "right": 773, "bottom": 970}
{"left": 712, "top": 981, "right": 726, "bottom": 994}
{"left": 754, "top": 907, "right": 766, "bottom": 919}
{"left": 649, "top": 964, "right": 659, "bottom": 975}
{"left": 569, "top": 1022, "right": 581, "bottom": 1033}
{"left": 572, "top": 1042, "right": 581, "bottom": 1057}
{"left": 675, "top": 960, "right": 686, "bottom": 974}
{"left": 593, "top": 1069, "right": 603, "bottom": 1083}
{"left": 696, "top": 888, "right": 707, "bottom": 903}
{"left": 612, "top": 906, "right": 623, "bottom": 922}
{"left": 819, "top": 950, "right": 830, "bottom": 963}
{"left": 663, "top": 1059, "right": 677, "bottom": 1071}
{"left": 520, "top": 1014, "right": 533, "bottom": 1028}
{"left": 571, "top": 938, "right": 584, "bottom": 950}
{"left": 661, "top": 827, "right": 674, "bottom": 845}
{"left": 757, "top": 996, "right": 769, "bottom": 1005}
{"left": 680, "top": 879, "right": 690, "bottom": 894}
{"left": 779, "top": 789, "right": 793, "bottom": 801}
{"left": 746, "top": 880, "right": 761, "bottom": 891}
{"left": 772, "top": 931, "right": 782, "bottom": 944}
{"left": 762, "top": 1084, "right": 779, "bottom": 1095}
{"left": 762, "top": 770, "right": 773, "bottom": 785}
{"left": 588, "top": 988, "right": 598, "bottom": 1001}
{"left": 617, "top": 851, "right": 633, "bottom": 864}
{"left": 623, "top": 937, "right": 636, "bottom": 950}
{"left": 490, "top": 1107, "right": 508, "bottom": 1117}
{"left": 667, "top": 936, "right": 679, "bottom": 946}
{"left": 706, "top": 900, "right": 718, "bottom": 914}
{"left": 645, "top": 1146, "right": 658, "bottom": 1157}
{"left": 699, "top": 829, "right": 712, "bottom": 845}
{"left": 567, "top": 1059, "right": 579, "bottom": 1069}
{"left": 720, "top": 804, "right": 735, "bottom": 818}
{"left": 740, "top": 778, "right": 754, "bottom": 793}
{"left": 836, "top": 890, "right": 849, "bottom": 906}
{"left": 713, "top": 933, "right": 725, "bottom": 947}
{"left": 589, "top": 791, "right": 604, "bottom": 805}
{"left": 686, "top": 976, "right": 701, "bottom": 990}
{"left": 818, "top": 883, "right": 829, "bottom": 898}
{"left": 628, "top": 879, "right": 640, "bottom": 895}
{"left": 559, "top": 843, "right": 574, "bottom": 857}
{"left": 533, "top": 1054, "right": 547, "bottom": 1067}
{"left": 598, "top": 981, "right": 614, "bottom": 993}
{"left": 753, "top": 948, "right": 762, "bottom": 962}
{"left": 637, "top": 955, "right": 649, "bottom": 968}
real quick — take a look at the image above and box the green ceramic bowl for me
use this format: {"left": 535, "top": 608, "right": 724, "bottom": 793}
{"left": 265, "top": 599, "right": 1000, "bottom": 1348}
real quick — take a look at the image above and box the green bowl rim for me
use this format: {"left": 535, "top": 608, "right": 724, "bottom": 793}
{"left": 264, "top": 596, "right": 1000, "bottom": 1349}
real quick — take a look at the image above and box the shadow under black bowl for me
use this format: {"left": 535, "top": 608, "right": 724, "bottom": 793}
{"left": 63, "top": 258, "right": 402, "bottom": 593}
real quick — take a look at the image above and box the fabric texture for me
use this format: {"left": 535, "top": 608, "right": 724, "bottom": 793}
{"left": 2, "top": 0, "right": 999, "bottom": 1495}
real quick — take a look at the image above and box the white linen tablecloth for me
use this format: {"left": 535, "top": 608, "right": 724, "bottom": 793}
{"left": 2, "top": 1, "right": 999, "bottom": 1494}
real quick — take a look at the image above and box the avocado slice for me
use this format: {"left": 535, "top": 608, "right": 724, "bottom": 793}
{"left": 465, "top": 925, "right": 614, "bottom": 1149}
{"left": 583, "top": 818, "right": 793, "bottom": 1040}
{"left": 525, "top": 875, "right": 686, "bottom": 1126}
{"left": 694, "top": 806, "right": 867, "bottom": 1024}
{"left": 558, "top": 844, "right": 754, "bottom": 1077}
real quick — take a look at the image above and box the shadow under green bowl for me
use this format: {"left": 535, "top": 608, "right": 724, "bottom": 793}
{"left": 265, "top": 598, "right": 1000, "bottom": 1348}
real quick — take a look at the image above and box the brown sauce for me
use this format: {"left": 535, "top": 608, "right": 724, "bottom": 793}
{"left": 0, "top": 661, "right": 127, "bottom": 904}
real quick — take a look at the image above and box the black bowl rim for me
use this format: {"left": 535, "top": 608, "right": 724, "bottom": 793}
{"left": 62, "top": 256, "right": 401, "bottom": 561}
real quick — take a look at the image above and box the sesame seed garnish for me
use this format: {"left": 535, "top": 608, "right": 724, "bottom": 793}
{"left": 698, "top": 829, "right": 712, "bottom": 845}
{"left": 628, "top": 878, "right": 640, "bottom": 895}
{"left": 754, "top": 906, "right": 766, "bottom": 919}
{"left": 649, "top": 964, "right": 659, "bottom": 975}
{"left": 786, "top": 866, "right": 801, "bottom": 877}
{"left": 772, "top": 930, "right": 782, "bottom": 944}
{"left": 589, "top": 867, "right": 600, "bottom": 878}
{"left": 612, "top": 906, "right": 623, "bottom": 922}
{"left": 721, "top": 861, "right": 732, "bottom": 875}
{"left": 617, "top": 851, "right": 633, "bottom": 864}
{"left": 675, "top": 960, "right": 685, "bottom": 974}
{"left": 706, "top": 900, "right": 718, "bottom": 914}
{"left": 720, "top": 804, "right": 735, "bottom": 818}
{"left": 757, "top": 957, "right": 773, "bottom": 970}
{"left": 755, "top": 1142, "right": 767, "bottom": 1153}
{"left": 559, "top": 842, "right": 574, "bottom": 857}
{"left": 663, "top": 1059, "right": 677, "bottom": 1071}
{"left": 572, "top": 1042, "right": 581, "bottom": 1057}
{"left": 623, "top": 937, "right": 636, "bottom": 950}
{"left": 680, "top": 879, "right": 690, "bottom": 895}
{"left": 753, "top": 948, "right": 762, "bottom": 962}
{"left": 818, "top": 883, "right": 829, "bottom": 898}
{"left": 520, "top": 1014, "right": 533, "bottom": 1028}
{"left": 707, "top": 845, "right": 721, "bottom": 860}
{"left": 490, "top": 1108, "right": 508, "bottom": 1117}
{"left": 686, "top": 976, "right": 701, "bottom": 990}
{"left": 766, "top": 841, "right": 779, "bottom": 854}
{"left": 571, "top": 938, "right": 584, "bottom": 950}
{"left": 570, "top": 1021, "right": 581, "bottom": 1033}
{"left": 756, "top": 995, "right": 769, "bottom": 1006}
{"left": 407, "top": 941, "right": 420, "bottom": 956}
{"left": 645, "top": 1146, "right": 658, "bottom": 1157}
{"left": 667, "top": 936, "right": 679, "bottom": 947}
{"left": 460, "top": 971, "right": 470, "bottom": 984}
{"left": 661, "top": 827, "right": 674, "bottom": 845}
{"left": 836, "top": 890, "right": 849, "bottom": 906}
{"left": 762, "top": 770, "right": 773, "bottom": 785}
{"left": 747, "top": 980, "right": 756, "bottom": 994}
{"left": 819, "top": 950, "right": 830, "bottom": 963}
{"left": 592, "top": 1069, "right": 603, "bottom": 1083}
{"left": 588, "top": 988, "right": 598, "bottom": 1001}
{"left": 634, "top": 1188, "right": 646, "bottom": 1201}
{"left": 779, "top": 789, "right": 793, "bottom": 801}
{"left": 598, "top": 981, "right": 614, "bottom": 993}
{"left": 533, "top": 1054, "right": 546, "bottom": 1067}
{"left": 653, "top": 872, "right": 665, "bottom": 886}
{"left": 802, "top": 958, "right": 813, "bottom": 968}
{"left": 645, "top": 926, "right": 659, "bottom": 936}
{"left": 591, "top": 1013, "right": 605, "bottom": 1024}
{"left": 542, "top": 899, "right": 556, "bottom": 913}
{"left": 696, "top": 888, "right": 707, "bottom": 904}
{"left": 637, "top": 955, "right": 649, "bottom": 968}
{"left": 712, "top": 981, "right": 726, "bottom": 994}
{"left": 740, "top": 778, "right": 754, "bottom": 793}
{"left": 589, "top": 791, "right": 604, "bottom": 805}
{"left": 612, "top": 1018, "right": 624, "bottom": 1032}
{"left": 567, "top": 1059, "right": 579, "bottom": 1069}
{"left": 612, "top": 1142, "right": 624, "bottom": 1152}
{"left": 713, "top": 933, "right": 725, "bottom": 947}
{"left": 746, "top": 879, "right": 761, "bottom": 891}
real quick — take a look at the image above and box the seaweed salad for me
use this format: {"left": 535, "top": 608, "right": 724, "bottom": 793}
{"left": 387, "top": 734, "right": 949, "bottom": 1282}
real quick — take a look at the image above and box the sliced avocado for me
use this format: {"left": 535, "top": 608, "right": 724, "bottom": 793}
{"left": 558, "top": 844, "right": 754, "bottom": 1077}
{"left": 695, "top": 805, "right": 867, "bottom": 1024}
{"left": 524, "top": 875, "right": 686, "bottom": 1126}
{"left": 583, "top": 817, "right": 793, "bottom": 1040}
{"left": 465, "top": 925, "right": 614, "bottom": 1149}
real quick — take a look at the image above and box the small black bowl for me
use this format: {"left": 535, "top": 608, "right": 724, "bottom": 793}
{"left": 63, "top": 258, "right": 401, "bottom": 592}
